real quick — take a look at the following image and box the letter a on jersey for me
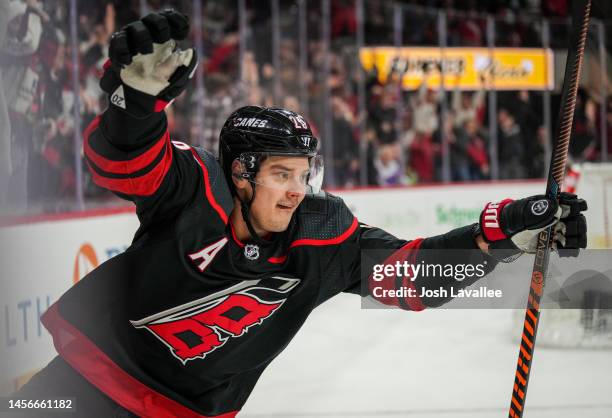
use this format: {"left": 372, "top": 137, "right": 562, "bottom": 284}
{"left": 188, "top": 238, "right": 228, "bottom": 272}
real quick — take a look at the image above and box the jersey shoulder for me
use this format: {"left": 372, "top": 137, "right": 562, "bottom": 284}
{"left": 292, "top": 192, "right": 356, "bottom": 241}
{"left": 190, "top": 145, "right": 234, "bottom": 215}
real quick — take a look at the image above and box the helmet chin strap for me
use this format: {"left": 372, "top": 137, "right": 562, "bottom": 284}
{"left": 239, "top": 182, "right": 269, "bottom": 246}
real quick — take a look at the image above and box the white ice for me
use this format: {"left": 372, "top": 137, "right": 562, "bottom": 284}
{"left": 241, "top": 294, "right": 612, "bottom": 418}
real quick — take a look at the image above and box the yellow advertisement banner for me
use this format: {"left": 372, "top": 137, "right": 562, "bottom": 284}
{"left": 359, "top": 47, "right": 554, "bottom": 91}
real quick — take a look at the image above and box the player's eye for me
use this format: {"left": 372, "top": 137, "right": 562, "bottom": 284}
{"left": 274, "top": 172, "right": 290, "bottom": 182}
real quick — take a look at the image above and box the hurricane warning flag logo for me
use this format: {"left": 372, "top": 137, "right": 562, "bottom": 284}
{"left": 130, "top": 276, "right": 300, "bottom": 364}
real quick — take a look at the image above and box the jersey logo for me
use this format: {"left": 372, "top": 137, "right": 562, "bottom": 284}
{"left": 188, "top": 238, "right": 228, "bottom": 272}
{"left": 244, "top": 244, "right": 259, "bottom": 260}
{"left": 130, "top": 276, "right": 300, "bottom": 365}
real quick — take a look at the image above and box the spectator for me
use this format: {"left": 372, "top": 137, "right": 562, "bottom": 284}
{"left": 498, "top": 108, "right": 525, "bottom": 179}
{"left": 411, "top": 70, "right": 440, "bottom": 137}
{"left": 330, "top": 95, "right": 358, "bottom": 187}
{"left": 1, "top": 0, "right": 44, "bottom": 210}
{"left": 511, "top": 90, "right": 543, "bottom": 177}
{"left": 374, "top": 143, "right": 402, "bottom": 185}
{"left": 2, "top": 0, "right": 599, "bottom": 214}
{"left": 369, "top": 85, "right": 397, "bottom": 145}
{"left": 452, "top": 86, "right": 485, "bottom": 129}
{"left": 409, "top": 131, "right": 439, "bottom": 183}
{"left": 464, "top": 119, "right": 490, "bottom": 180}
{"left": 569, "top": 89, "right": 597, "bottom": 162}
{"left": 434, "top": 112, "right": 471, "bottom": 181}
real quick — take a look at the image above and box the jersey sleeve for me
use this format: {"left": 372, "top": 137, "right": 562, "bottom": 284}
{"left": 316, "top": 197, "right": 498, "bottom": 310}
{"left": 83, "top": 105, "right": 232, "bottom": 229}
{"left": 328, "top": 222, "right": 427, "bottom": 311}
{"left": 310, "top": 195, "right": 416, "bottom": 308}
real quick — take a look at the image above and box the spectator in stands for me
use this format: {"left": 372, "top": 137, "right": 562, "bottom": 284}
{"left": 498, "top": 107, "right": 525, "bottom": 179}
{"left": 4, "top": 0, "right": 595, "bottom": 214}
{"left": 464, "top": 119, "right": 490, "bottom": 180}
{"left": 1, "top": 0, "right": 44, "bottom": 209}
{"left": 510, "top": 90, "right": 544, "bottom": 177}
{"left": 569, "top": 89, "right": 597, "bottom": 162}
{"left": 331, "top": 0, "right": 356, "bottom": 38}
{"left": 452, "top": 86, "right": 485, "bottom": 129}
{"left": 33, "top": 28, "right": 79, "bottom": 207}
{"left": 374, "top": 143, "right": 402, "bottom": 186}
{"left": 412, "top": 69, "right": 440, "bottom": 138}
{"left": 435, "top": 111, "right": 471, "bottom": 181}
{"left": 409, "top": 130, "right": 439, "bottom": 183}
{"left": 527, "top": 126, "right": 548, "bottom": 178}
{"left": 331, "top": 95, "right": 359, "bottom": 187}
{"left": 370, "top": 85, "right": 398, "bottom": 145}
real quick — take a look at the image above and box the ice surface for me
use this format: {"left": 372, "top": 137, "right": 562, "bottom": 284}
{"left": 241, "top": 294, "right": 612, "bottom": 418}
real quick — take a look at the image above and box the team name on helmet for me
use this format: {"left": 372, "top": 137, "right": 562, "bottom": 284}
{"left": 233, "top": 117, "right": 269, "bottom": 128}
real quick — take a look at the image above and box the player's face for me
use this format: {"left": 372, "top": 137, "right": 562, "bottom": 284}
{"left": 250, "top": 156, "right": 310, "bottom": 233}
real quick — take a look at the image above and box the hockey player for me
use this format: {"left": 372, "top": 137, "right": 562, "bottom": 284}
{"left": 14, "top": 10, "right": 588, "bottom": 418}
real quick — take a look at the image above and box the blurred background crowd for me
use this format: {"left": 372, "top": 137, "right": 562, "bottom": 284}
{"left": 0, "top": 0, "right": 610, "bottom": 215}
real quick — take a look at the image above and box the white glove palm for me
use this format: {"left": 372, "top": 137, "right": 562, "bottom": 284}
{"left": 120, "top": 39, "right": 194, "bottom": 96}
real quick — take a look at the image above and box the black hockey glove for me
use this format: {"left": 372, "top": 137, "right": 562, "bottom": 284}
{"left": 477, "top": 192, "right": 587, "bottom": 261}
{"left": 100, "top": 9, "right": 198, "bottom": 118}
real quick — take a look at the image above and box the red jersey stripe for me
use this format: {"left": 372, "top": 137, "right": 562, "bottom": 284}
{"left": 87, "top": 139, "right": 173, "bottom": 196}
{"left": 267, "top": 255, "right": 287, "bottom": 264}
{"left": 84, "top": 116, "right": 170, "bottom": 176}
{"left": 229, "top": 221, "right": 245, "bottom": 248}
{"left": 41, "top": 304, "right": 238, "bottom": 418}
{"left": 368, "top": 239, "right": 426, "bottom": 312}
{"left": 288, "top": 217, "right": 359, "bottom": 248}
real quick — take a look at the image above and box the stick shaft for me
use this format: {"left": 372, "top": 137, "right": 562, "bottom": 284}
{"left": 508, "top": 2, "right": 592, "bottom": 417}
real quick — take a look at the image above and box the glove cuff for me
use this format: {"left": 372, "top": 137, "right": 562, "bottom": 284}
{"left": 479, "top": 198, "right": 514, "bottom": 243}
{"left": 100, "top": 65, "right": 170, "bottom": 118}
{"left": 99, "top": 50, "right": 197, "bottom": 118}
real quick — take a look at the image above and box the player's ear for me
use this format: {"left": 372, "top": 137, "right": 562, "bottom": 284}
{"left": 231, "top": 160, "right": 249, "bottom": 191}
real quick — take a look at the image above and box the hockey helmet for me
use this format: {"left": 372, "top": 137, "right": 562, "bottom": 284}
{"left": 219, "top": 106, "right": 323, "bottom": 195}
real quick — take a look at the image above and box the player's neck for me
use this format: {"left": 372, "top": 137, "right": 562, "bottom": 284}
{"left": 230, "top": 204, "right": 267, "bottom": 242}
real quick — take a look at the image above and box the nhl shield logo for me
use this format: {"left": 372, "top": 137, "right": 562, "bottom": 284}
{"left": 244, "top": 244, "right": 260, "bottom": 260}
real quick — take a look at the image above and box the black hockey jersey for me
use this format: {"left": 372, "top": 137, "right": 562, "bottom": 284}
{"left": 42, "top": 107, "right": 493, "bottom": 417}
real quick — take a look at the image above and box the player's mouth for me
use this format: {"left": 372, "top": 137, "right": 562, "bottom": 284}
{"left": 276, "top": 202, "right": 296, "bottom": 211}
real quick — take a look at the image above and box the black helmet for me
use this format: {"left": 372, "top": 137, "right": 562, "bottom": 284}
{"left": 218, "top": 106, "right": 323, "bottom": 243}
{"left": 219, "top": 106, "right": 320, "bottom": 189}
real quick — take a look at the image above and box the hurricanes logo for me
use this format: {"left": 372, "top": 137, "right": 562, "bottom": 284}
{"left": 130, "top": 276, "right": 300, "bottom": 364}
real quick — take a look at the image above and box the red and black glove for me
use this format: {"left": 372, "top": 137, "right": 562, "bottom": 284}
{"left": 100, "top": 9, "right": 197, "bottom": 118}
{"left": 477, "top": 192, "right": 587, "bottom": 261}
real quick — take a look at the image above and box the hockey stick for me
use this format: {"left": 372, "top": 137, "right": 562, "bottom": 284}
{"left": 508, "top": 1, "right": 592, "bottom": 417}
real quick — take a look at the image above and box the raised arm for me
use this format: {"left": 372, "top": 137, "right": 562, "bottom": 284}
{"left": 84, "top": 11, "right": 223, "bottom": 227}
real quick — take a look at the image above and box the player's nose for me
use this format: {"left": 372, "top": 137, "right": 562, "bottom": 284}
{"left": 285, "top": 189, "right": 303, "bottom": 202}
